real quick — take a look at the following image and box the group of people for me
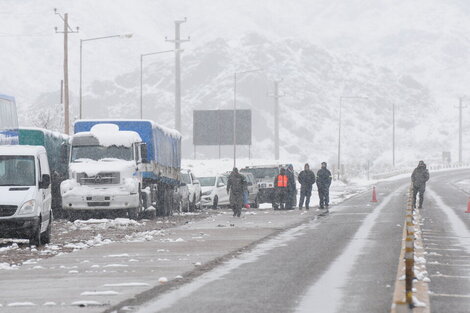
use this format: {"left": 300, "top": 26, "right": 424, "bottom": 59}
{"left": 273, "top": 162, "right": 332, "bottom": 212}
{"left": 226, "top": 159, "right": 430, "bottom": 218}
{"left": 225, "top": 162, "right": 333, "bottom": 217}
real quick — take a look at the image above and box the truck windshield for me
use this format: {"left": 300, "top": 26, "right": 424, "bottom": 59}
{"left": 241, "top": 168, "right": 279, "bottom": 180}
{"left": 71, "top": 145, "right": 133, "bottom": 162}
{"left": 0, "top": 156, "right": 35, "bottom": 186}
{"left": 198, "top": 177, "right": 216, "bottom": 187}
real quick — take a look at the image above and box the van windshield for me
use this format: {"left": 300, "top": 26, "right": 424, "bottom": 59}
{"left": 0, "top": 156, "right": 36, "bottom": 186}
{"left": 71, "top": 145, "right": 133, "bottom": 162}
{"left": 241, "top": 167, "right": 279, "bottom": 180}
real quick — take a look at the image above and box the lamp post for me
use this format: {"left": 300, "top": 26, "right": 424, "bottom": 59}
{"left": 233, "top": 68, "right": 263, "bottom": 168}
{"left": 140, "top": 50, "right": 174, "bottom": 119}
{"left": 79, "top": 33, "right": 133, "bottom": 119}
{"left": 337, "top": 95, "right": 368, "bottom": 180}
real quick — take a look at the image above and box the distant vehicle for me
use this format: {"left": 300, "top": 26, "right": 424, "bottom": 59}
{"left": 174, "top": 181, "right": 190, "bottom": 213}
{"left": 180, "top": 169, "right": 202, "bottom": 211}
{"left": 0, "top": 94, "right": 19, "bottom": 145}
{"left": 61, "top": 120, "right": 181, "bottom": 220}
{"left": 241, "top": 164, "right": 290, "bottom": 204}
{"left": 200, "top": 174, "right": 229, "bottom": 209}
{"left": 241, "top": 172, "right": 260, "bottom": 208}
{"left": 18, "top": 127, "right": 69, "bottom": 213}
{"left": 0, "top": 145, "right": 52, "bottom": 246}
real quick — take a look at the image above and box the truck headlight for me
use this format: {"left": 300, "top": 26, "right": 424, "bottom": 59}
{"left": 18, "top": 200, "right": 36, "bottom": 215}
{"left": 202, "top": 190, "right": 211, "bottom": 196}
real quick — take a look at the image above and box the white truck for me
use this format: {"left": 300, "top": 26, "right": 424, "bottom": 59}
{"left": 60, "top": 120, "right": 181, "bottom": 220}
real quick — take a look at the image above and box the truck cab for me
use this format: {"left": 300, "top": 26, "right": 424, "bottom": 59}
{"left": 0, "top": 145, "right": 52, "bottom": 246}
{"left": 60, "top": 123, "right": 147, "bottom": 219}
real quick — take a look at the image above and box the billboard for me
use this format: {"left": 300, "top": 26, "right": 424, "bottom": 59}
{"left": 193, "top": 109, "right": 252, "bottom": 145}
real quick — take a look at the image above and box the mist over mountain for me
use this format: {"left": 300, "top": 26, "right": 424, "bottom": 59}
{"left": 1, "top": 0, "right": 468, "bottom": 167}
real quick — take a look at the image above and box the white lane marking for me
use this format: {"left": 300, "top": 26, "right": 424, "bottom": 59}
{"left": 427, "top": 188, "right": 470, "bottom": 254}
{"left": 430, "top": 293, "right": 470, "bottom": 298}
{"left": 134, "top": 222, "right": 315, "bottom": 313}
{"left": 295, "top": 185, "right": 406, "bottom": 313}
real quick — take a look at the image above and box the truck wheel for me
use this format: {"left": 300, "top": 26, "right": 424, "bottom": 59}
{"left": 212, "top": 196, "right": 218, "bottom": 210}
{"left": 41, "top": 217, "right": 52, "bottom": 245}
{"left": 29, "top": 218, "right": 42, "bottom": 246}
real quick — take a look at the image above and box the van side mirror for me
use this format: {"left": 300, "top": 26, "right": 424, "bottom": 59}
{"left": 140, "top": 143, "right": 148, "bottom": 163}
{"left": 39, "top": 174, "right": 51, "bottom": 189}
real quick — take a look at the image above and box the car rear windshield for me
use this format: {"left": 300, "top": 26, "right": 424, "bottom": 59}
{"left": 0, "top": 155, "right": 35, "bottom": 186}
{"left": 198, "top": 177, "right": 216, "bottom": 187}
{"left": 181, "top": 173, "right": 191, "bottom": 184}
{"left": 241, "top": 167, "right": 278, "bottom": 179}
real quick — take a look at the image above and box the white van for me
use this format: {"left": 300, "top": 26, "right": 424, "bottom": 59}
{"left": 0, "top": 145, "right": 52, "bottom": 246}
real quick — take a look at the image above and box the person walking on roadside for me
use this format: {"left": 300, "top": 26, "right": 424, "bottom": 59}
{"left": 274, "top": 167, "right": 288, "bottom": 210}
{"left": 285, "top": 164, "right": 297, "bottom": 210}
{"left": 411, "top": 160, "right": 430, "bottom": 209}
{"left": 227, "top": 167, "right": 246, "bottom": 217}
{"left": 298, "top": 163, "right": 316, "bottom": 210}
{"left": 316, "top": 162, "right": 332, "bottom": 212}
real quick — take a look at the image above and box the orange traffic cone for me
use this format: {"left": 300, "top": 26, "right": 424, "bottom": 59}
{"left": 371, "top": 186, "right": 378, "bottom": 203}
{"left": 466, "top": 198, "right": 470, "bottom": 213}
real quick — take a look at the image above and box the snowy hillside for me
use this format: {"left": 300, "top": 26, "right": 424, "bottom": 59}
{"left": 35, "top": 34, "right": 444, "bottom": 168}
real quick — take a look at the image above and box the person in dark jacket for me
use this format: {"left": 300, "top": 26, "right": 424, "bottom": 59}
{"left": 411, "top": 160, "right": 430, "bottom": 209}
{"left": 316, "top": 162, "right": 332, "bottom": 211}
{"left": 274, "top": 168, "right": 288, "bottom": 210}
{"left": 227, "top": 167, "right": 246, "bottom": 217}
{"left": 285, "top": 164, "right": 296, "bottom": 210}
{"left": 298, "top": 163, "right": 316, "bottom": 210}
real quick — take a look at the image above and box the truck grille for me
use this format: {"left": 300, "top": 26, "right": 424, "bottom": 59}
{"left": 87, "top": 202, "right": 110, "bottom": 207}
{"left": 78, "top": 172, "right": 120, "bottom": 185}
{"left": 0, "top": 205, "right": 18, "bottom": 217}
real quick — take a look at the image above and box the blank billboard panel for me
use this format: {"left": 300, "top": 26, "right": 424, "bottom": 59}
{"left": 193, "top": 110, "right": 252, "bottom": 145}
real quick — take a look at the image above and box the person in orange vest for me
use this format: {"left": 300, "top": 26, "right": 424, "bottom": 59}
{"left": 273, "top": 168, "right": 288, "bottom": 210}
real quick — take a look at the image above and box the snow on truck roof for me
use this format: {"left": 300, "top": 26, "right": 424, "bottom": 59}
{"left": 18, "top": 126, "right": 69, "bottom": 140}
{"left": 75, "top": 119, "right": 181, "bottom": 139}
{"left": 0, "top": 145, "right": 46, "bottom": 155}
{"left": 74, "top": 124, "right": 142, "bottom": 147}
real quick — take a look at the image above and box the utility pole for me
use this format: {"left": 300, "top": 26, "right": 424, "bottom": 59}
{"left": 54, "top": 9, "right": 78, "bottom": 135}
{"left": 166, "top": 18, "right": 190, "bottom": 133}
{"left": 268, "top": 81, "right": 284, "bottom": 160}
{"left": 458, "top": 97, "right": 468, "bottom": 165}
{"left": 392, "top": 103, "right": 396, "bottom": 168}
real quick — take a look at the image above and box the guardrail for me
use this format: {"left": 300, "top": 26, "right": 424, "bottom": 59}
{"left": 391, "top": 185, "right": 430, "bottom": 313}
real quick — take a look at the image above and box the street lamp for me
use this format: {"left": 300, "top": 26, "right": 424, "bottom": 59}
{"left": 337, "top": 95, "right": 368, "bottom": 180}
{"left": 140, "top": 50, "right": 174, "bottom": 119}
{"left": 79, "top": 33, "right": 133, "bottom": 119}
{"left": 233, "top": 68, "right": 263, "bottom": 168}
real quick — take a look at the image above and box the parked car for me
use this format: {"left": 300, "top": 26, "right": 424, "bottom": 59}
{"left": 199, "top": 174, "right": 229, "bottom": 209}
{"left": 241, "top": 172, "right": 260, "bottom": 208}
{"left": 180, "top": 169, "right": 201, "bottom": 211}
{"left": 174, "top": 182, "right": 190, "bottom": 213}
{"left": 0, "top": 145, "right": 52, "bottom": 246}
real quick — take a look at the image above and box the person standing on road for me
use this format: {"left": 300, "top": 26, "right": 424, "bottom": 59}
{"left": 298, "top": 163, "right": 316, "bottom": 210}
{"left": 316, "top": 162, "right": 332, "bottom": 212}
{"left": 285, "top": 164, "right": 297, "bottom": 210}
{"left": 411, "top": 160, "right": 430, "bottom": 209}
{"left": 227, "top": 167, "right": 246, "bottom": 217}
{"left": 274, "top": 168, "right": 288, "bottom": 210}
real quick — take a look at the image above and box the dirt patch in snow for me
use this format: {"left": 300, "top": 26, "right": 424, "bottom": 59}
{"left": 0, "top": 211, "right": 215, "bottom": 267}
